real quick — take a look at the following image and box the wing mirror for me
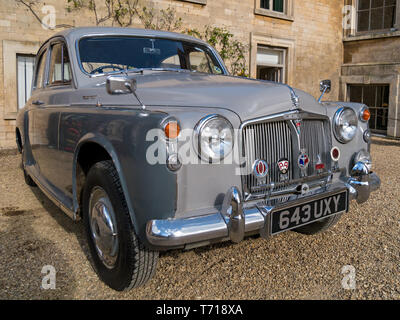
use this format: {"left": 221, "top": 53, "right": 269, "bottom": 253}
{"left": 106, "top": 75, "right": 146, "bottom": 109}
{"left": 318, "top": 79, "right": 331, "bottom": 103}
{"left": 106, "top": 76, "right": 137, "bottom": 95}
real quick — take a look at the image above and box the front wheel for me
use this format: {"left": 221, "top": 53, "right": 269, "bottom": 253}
{"left": 293, "top": 213, "right": 343, "bottom": 235}
{"left": 82, "top": 160, "right": 158, "bottom": 291}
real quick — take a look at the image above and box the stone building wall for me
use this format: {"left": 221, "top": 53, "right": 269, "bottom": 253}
{"left": 341, "top": 0, "right": 400, "bottom": 137}
{"left": 0, "top": 0, "right": 344, "bottom": 149}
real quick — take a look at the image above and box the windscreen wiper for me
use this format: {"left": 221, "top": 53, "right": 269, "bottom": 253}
{"left": 90, "top": 68, "right": 144, "bottom": 78}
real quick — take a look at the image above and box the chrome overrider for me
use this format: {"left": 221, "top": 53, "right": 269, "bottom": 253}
{"left": 146, "top": 163, "right": 380, "bottom": 249}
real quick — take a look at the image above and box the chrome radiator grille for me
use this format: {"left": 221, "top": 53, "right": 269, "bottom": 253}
{"left": 241, "top": 118, "right": 330, "bottom": 196}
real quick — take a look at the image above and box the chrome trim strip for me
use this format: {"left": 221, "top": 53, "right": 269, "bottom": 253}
{"left": 239, "top": 110, "right": 329, "bottom": 130}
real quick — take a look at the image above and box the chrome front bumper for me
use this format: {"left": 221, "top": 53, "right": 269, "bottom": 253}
{"left": 146, "top": 167, "right": 380, "bottom": 249}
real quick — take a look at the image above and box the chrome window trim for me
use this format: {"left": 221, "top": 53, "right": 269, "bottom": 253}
{"left": 75, "top": 34, "right": 229, "bottom": 78}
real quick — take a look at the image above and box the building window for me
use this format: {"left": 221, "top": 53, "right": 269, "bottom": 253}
{"left": 176, "top": 0, "right": 206, "bottom": 4}
{"left": 260, "top": 0, "right": 284, "bottom": 13}
{"left": 255, "top": 0, "right": 293, "bottom": 21}
{"left": 357, "top": 0, "right": 397, "bottom": 32}
{"left": 348, "top": 84, "right": 390, "bottom": 133}
{"left": 17, "top": 55, "right": 35, "bottom": 109}
{"left": 256, "top": 46, "right": 286, "bottom": 83}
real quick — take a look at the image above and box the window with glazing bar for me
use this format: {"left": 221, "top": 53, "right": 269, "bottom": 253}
{"left": 260, "top": 0, "right": 285, "bottom": 13}
{"left": 260, "top": 0, "right": 284, "bottom": 13}
{"left": 357, "top": 0, "right": 397, "bottom": 32}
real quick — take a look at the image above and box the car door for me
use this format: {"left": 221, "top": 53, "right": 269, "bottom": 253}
{"left": 31, "top": 39, "right": 74, "bottom": 201}
{"left": 27, "top": 45, "right": 49, "bottom": 177}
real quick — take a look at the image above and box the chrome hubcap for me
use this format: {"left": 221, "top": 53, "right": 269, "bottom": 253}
{"left": 89, "top": 187, "right": 119, "bottom": 269}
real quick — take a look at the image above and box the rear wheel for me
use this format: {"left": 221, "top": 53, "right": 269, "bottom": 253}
{"left": 293, "top": 213, "right": 343, "bottom": 235}
{"left": 82, "top": 160, "right": 158, "bottom": 291}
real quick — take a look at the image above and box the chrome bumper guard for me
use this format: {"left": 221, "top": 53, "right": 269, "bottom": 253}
{"left": 146, "top": 166, "right": 380, "bottom": 248}
{"left": 346, "top": 161, "right": 381, "bottom": 204}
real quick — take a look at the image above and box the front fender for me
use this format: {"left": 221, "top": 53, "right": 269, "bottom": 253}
{"left": 68, "top": 110, "right": 177, "bottom": 246}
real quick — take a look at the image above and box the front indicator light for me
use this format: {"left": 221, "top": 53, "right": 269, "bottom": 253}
{"left": 164, "top": 121, "right": 181, "bottom": 139}
{"left": 360, "top": 106, "right": 371, "bottom": 122}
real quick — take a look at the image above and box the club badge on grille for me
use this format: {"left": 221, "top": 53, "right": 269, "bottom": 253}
{"left": 277, "top": 158, "right": 290, "bottom": 182}
{"left": 253, "top": 159, "right": 268, "bottom": 179}
{"left": 294, "top": 119, "right": 302, "bottom": 135}
{"left": 277, "top": 159, "right": 289, "bottom": 175}
{"left": 298, "top": 151, "right": 310, "bottom": 170}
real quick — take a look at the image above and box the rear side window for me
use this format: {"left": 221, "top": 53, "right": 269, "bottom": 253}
{"left": 34, "top": 50, "right": 47, "bottom": 89}
{"left": 48, "top": 43, "right": 72, "bottom": 86}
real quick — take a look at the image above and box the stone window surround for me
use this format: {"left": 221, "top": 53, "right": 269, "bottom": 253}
{"left": 249, "top": 32, "right": 295, "bottom": 84}
{"left": 340, "top": 67, "right": 400, "bottom": 137}
{"left": 176, "top": 0, "right": 207, "bottom": 5}
{"left": 254, "top": 0, "right": 294, "bottom": 22}
{"left": 2, "top": 40, "right": 40, "bottom": 120}
{"left": 344, "top": 0, "right": 400, "bottom": 40}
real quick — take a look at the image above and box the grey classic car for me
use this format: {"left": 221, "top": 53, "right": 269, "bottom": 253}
{"left": 16, "top": 27, "right": 380, "bottom": 291}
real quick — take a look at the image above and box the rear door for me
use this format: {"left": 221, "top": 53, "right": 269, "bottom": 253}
{"left": 31, "top": 39, "right": 74, "bottom": 197}
{"left": 27, "top": 45, "right": 48, "bottom": 174}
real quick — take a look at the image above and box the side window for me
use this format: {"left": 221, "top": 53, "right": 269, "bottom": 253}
{"left": 160, "top": 54, "right": 181, "bottom": 69}
{"left": 48, "top": 43, "right": 72, "bottom": 86}
{"left": 34, "top": 50, "right": 47, "bottom": 89}
{"left": 189, "top": 50, "right": 222, "bottom": 74}
{"left": 63, "top": 45, "right": 72, "bottom": 83}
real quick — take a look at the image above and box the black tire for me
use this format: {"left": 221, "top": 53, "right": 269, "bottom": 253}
{"left": 293, "top": 213, "right": 343, "bottom": 235}
{"left": 21, "top": 149, "right": 36, "bottom": 187}
{"left": 82, "top": 160, "right": 158, "bottom": 291}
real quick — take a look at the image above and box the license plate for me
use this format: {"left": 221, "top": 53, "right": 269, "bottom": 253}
{"left": 271, "top": 191, "right": 348, "bottom": 235}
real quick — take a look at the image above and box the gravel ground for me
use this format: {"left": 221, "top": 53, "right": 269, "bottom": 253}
{"left": 0, "top": 137, "right": 399, "bottom": 300}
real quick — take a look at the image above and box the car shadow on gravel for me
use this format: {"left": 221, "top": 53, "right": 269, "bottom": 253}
{"left": 28, "top": 186, "right": 97, "bottom": 268}
{"left": 0, "top": 195, "right": 77, "bottom": 299}
{"left": 371, "top": 138, "right": 400, "bottom": 147}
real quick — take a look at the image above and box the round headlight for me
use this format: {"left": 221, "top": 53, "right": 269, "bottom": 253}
{"left": 195, "top": 115, "right": 234, "bottom": 162}
{"left": 333, "top": 107, "right": 358, "bottom": 143}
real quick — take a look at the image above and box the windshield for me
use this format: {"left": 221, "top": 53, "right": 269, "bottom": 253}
{"left": 78, "top": 36, "right": 225, "bottom": 76}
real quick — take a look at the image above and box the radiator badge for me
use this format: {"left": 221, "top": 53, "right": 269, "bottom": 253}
{"left": 278, "top": 158, "right": 290, "bottom": 182}
{"left": 294, "top": 119, "right": 302, "bottom": 135}
{"left": 315, "top": 154, "right": 325, "bottom": 173}
{"left": 277, "top": 158, "right": 289, "bottom": 175}
{"left": 298, "top": 151, "right": 310, "bottom": 170}
{"left": 253, "top": 159, "right": 268, "bottom": 179}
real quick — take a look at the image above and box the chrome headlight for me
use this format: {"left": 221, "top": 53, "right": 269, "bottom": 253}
{"left": 195, "top": 114, "right": 234, "bottom": 162}
{"left": 333, "top": 107, "right": 358, "bottom": 143}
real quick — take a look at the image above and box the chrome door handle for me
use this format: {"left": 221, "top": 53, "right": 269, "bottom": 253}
{"left": 32, "top": 100, "right": 44, "bottom": 105}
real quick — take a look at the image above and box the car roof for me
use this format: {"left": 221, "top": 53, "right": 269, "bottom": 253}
{"left": 48, "top": 27, "right": 209, "bottom": 47}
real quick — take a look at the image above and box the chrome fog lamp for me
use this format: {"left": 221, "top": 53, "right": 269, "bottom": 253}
{"left": 333, "top": 107, "right": 358, "bottom": 143}
{"left": 354, "top": 150, "right": 372, "bottom": 172}
{"left": 195, "top": 114, "right": 234, "bottom": 162}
